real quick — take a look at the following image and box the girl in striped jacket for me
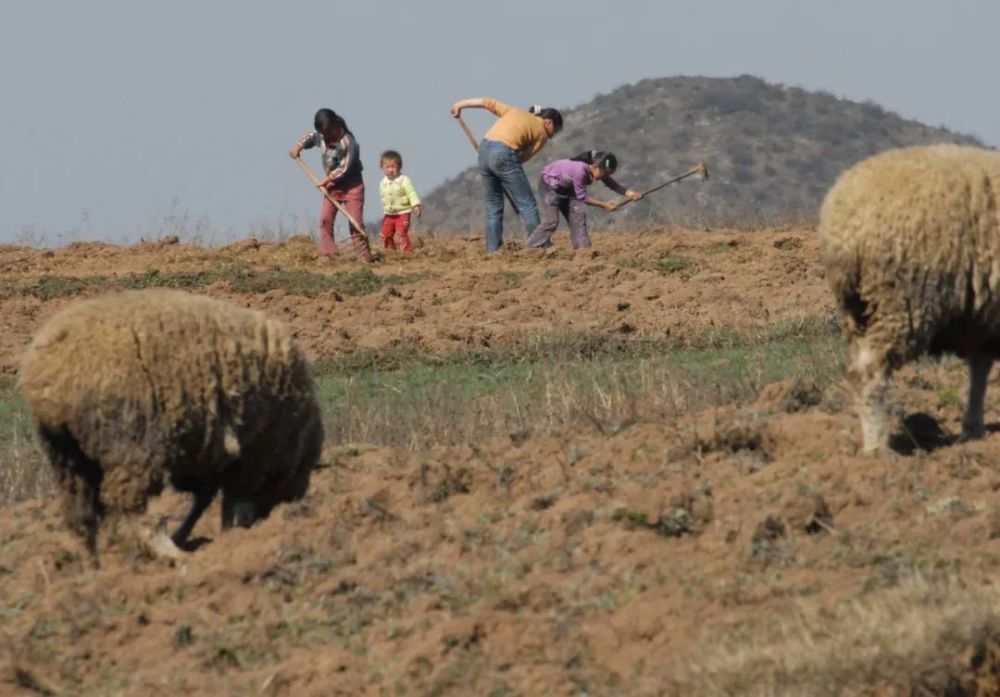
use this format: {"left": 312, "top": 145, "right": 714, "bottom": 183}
{"left": 289, "top": 108, "right": 373, "bottom": 262}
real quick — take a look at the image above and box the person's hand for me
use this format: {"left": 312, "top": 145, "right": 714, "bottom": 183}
{"left": 413, "top": 204, "right": 422, "bottom": 218}
{"left": 625, "top": 189, "right": 643, "bottom": 201}
{"left": 289, "top": 144, "right": 303, "bottom": 159}
{"left": 602, "top": 201, "right": 617, "bottom": 213}
{"left": 316, "top": 174, "right": 333, "bottom": 191}
{"left": 449, "top": 102, "right": 463, "bottom": 118}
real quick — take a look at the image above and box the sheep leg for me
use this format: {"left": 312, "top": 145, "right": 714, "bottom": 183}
{"left": 171, "top": 484, "right": 217, "bottom": 547}
{"left": 961, "top": 353, "right": 994, "bottom": 440}
{"left": 38, "top": 425, "right": 104, "bottom": 567}
{"left": 849, "top": 337, "right": 893, "bottom": 454}
{"left": 221, "top": 490, "right": 259, "bottom": 530}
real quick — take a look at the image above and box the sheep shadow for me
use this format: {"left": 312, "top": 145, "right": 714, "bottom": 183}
{"left": 889, "top": 412, "right": 955, "bottom": 455}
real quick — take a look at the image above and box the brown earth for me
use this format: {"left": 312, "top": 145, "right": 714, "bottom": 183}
{"left": 4, "top": 229, "right": 1000, "bottom": 695}
{"left": 0, "top": 228, "right": 830, "bottom": 373}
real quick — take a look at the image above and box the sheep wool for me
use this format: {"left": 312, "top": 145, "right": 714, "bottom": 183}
{"left": 19, "top": 289, "right": 324, "bottom": 563}
{"left": 819, "top": 144, "right": 1000, "bottom": 453}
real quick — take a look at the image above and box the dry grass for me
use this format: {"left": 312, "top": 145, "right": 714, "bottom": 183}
{"left": 0, "top": 327, "right": 842, "bottom": 506}
{"left": 318, "top": 329, "right": 844, "bottom": 450}
{"left": 668, "top": 576, "right": 1000, "bottom": 696}
{"left": 0, "top": 427, "right": 52, "bottom": 506}
{"left": 0, "top": 378, "right": 53, "bottom": 505}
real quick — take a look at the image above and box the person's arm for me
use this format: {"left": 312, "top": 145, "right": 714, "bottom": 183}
{"left": 379, "top": 178, "right": 392, "bottom": 212}
{"left": 602, "top": 175, "right": 627, "bottom": 196}
{"left": 402, "top": 176, "right": 422, "bottom": 216}
{"left": 584, "top": 196, "right": 616, "bottom": 212}
{"left": 450, "top": 97, "right": 510, "bottom": 118}
{"left": 289, "top": 131, "right": 319, "bottom": 159}
{"left": 601, "top": 175, "right": 642, "bottom": 200}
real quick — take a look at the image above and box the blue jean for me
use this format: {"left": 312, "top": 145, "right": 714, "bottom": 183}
{"left": 478, "top": 139, "right": 540, "bottom": 253}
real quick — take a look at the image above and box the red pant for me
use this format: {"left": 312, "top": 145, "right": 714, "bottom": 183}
{"left": 381, "top": 213, "right": 413, "bottom": 253}
{"left": 319, "top": 180, "right": 372, "bottom": 261}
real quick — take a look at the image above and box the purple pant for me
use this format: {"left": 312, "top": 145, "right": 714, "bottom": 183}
{"left": 526, "top": 175, "right": 591, "bottom": 249}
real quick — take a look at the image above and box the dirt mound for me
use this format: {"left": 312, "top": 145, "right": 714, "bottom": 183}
{"left": 8, "top": 227, "right": 1000, "bottom": 695}
{"left": 0, "top": 228, "right": 832, "bottom": 374}
{"left": 5, "top": 372, "right": 1000, "bottom": 695}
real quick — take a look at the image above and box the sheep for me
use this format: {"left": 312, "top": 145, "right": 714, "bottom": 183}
{"left": 19, "top": 288, "right": 324, "bottom": 564}
{"left": 818, "top": 144, "right": 1000, "bottom": 454}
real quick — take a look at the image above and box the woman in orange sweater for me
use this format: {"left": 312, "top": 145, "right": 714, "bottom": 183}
{"left": 450, "top": 98, "right": 562, "bottom": 253}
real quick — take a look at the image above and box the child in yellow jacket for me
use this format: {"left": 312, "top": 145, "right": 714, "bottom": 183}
{"left": 378, "top": 150, "right": 422, "bottom": 253}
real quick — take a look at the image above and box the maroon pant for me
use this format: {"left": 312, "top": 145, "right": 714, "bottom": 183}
{"left": 319, "top": 180, "right": 372, "bottom": 261}
{"left": 381, "top": 213, "right": 413, "bottom": 253}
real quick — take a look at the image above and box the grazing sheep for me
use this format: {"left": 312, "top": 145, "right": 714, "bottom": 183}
{"left": 819, "top": 144, "right": 1000, "bottom": 453}
{"left": 19, "top": 289, "right": 324, "bottom": 564}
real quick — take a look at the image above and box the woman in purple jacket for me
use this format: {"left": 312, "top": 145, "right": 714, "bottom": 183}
{"left": 525, "top": 151, "right": 642, "bottom": 250}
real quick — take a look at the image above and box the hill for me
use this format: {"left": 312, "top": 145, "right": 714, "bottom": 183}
{"left": 421, "top": 75, "right": 984, "bottom": 233}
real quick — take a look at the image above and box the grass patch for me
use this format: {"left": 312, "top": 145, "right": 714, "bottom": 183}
{"left": 773, "top": 236, "right": 804, "bottom": 251}
{"left": 315, "top": 327, "right": 845, "bottom": 449}
{"left": 4, "top": 266, "right": 434, "bottom": 301}
{"left": 0, "top": 320, "right": 845, "bottom": 504}
{"left": 653, "top": 256, "right": 694, "bottom": 275}
{"left": 499, "top": 271, "right": 527, "bottom": 286}
{"left": 314, "top": 316, "right": 841, "bottom": 375}
{"left": 704, "top": 241, "right": 738, "bottom": 255}
{"left": 20, "top": 275, "right": 110, "bottom": 300}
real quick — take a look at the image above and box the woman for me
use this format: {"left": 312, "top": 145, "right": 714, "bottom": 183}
{"left": 450, "top": 98, "right": 562, "bottom": 253}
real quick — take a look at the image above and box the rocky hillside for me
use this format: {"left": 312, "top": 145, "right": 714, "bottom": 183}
{"left": 422, "top": 75, "right": 984, "bottom": 233}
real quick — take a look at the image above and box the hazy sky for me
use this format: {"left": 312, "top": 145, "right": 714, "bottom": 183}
{"left": 1, "top": 0, "right": 996, "bottom": 244}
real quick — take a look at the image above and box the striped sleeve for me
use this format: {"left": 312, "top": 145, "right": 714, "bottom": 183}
{"left": 327, "top": 132, "right": 359, "bottom": 181}
{"left": 298, "top": 131, "right": 320, "bottom": 149}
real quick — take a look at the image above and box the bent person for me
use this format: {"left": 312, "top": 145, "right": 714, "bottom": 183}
{"left": 527, "top": 151, "right": 641, "bottom": 250}
{"left": 450, "top": 98, "right": 562, "bottom": 253}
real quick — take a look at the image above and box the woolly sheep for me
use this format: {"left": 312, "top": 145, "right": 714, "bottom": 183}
{"left": 19, "top": 289, "right": 324, "bottom": 564}
{"left": 819, "top": 144, "right": 1000, "bottom": 453}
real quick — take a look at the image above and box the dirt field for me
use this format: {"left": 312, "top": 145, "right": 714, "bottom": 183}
{"left": 0, "top": 228, "right": 830, "bottom": 373}
{"left": 4, "top": 229, "right": 1000, "bottom": 696}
